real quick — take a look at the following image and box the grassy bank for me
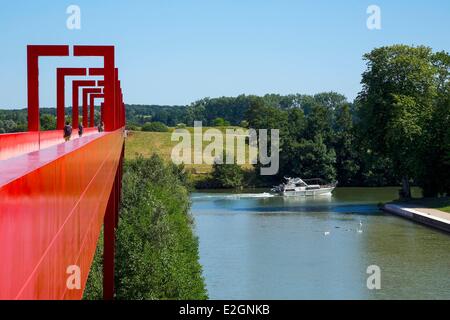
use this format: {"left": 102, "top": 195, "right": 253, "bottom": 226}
{"left": 84, "top": 155, "right": 207, "bottom": 299}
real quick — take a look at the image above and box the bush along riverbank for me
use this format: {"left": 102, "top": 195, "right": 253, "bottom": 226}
{"left": 84, "top": 155, "right": 207, "bottom": 300}
{"left": 193, "top": 161, "right": 274, "bottom": 190}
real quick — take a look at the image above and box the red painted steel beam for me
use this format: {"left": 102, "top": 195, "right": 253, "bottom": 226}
{"left": 89, "top": 94, "right": 104, "bottom": 128}
{"left": 83, "top": 89, "right": 103, "bottom": 128}
{"left": 116, "top": 72, "right": 126, "bottom": 128}
{"left": 0, "top": 130, "right": 124, "bottom": 299}
{"left": 103, "top": 171, "right": 116, "bottom": 300}
{"left": 27, "top": 45, "right": 70, "bottom": 131}
{"left": 88, "top": 67, "right": 106, "bottom": 76}
{"left": 100, "top": 102, "right": 105, "bottom": 122}
{"left": 118, "top": 84, "right": 124, "bottom": 127}
{"left": 89, "top": 67, "right": 123, "bottom": 129}
{"left": 74, "top": 47, "right": 115, "bottom": 131}
{"left": 56, "top": 68, "right": 87, "bottom": 130}
{"left": 86, "top": 66, "right": 124, "bottom": 299}
{"left": 115, "top": 73, "right": 121, "bottom": 127}
{"left": 72, "top": 81, "right": 96, "bottom": 128}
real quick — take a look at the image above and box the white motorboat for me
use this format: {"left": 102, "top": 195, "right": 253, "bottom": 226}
{"left": 271, "top": 177, "right": 337, "bottom": 196}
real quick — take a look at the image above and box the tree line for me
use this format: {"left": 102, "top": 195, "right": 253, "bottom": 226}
{"left": 244, "top": 45, "right": 449, "bottom": 197}
{"left": 0, "top": 107, "right": 101, "bottom": 132}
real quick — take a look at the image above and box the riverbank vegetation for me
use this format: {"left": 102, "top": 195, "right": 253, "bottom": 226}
{"left": 357, "top": 45, "right": 450, "bottom": 198}
{"left": 84, "top": 155, "right": 207, "bottom": 300}
{"left": 141, "top": 121, "right": 169, "bottom": 132}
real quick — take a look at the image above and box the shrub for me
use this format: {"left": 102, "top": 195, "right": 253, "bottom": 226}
{"left": 141, "top": 121, "right": 169, "bottom": 132}
{"left": 126, "top": 123, "right": 141, "bottom": 131}
{"left": 240, "top": 120, "right": 249, "bottom": 128}
{"left": 212, "top": 156, "right": 244, "bottom": 189}
{"left": 213, "top": 117, "right": 230, "bottom": 127}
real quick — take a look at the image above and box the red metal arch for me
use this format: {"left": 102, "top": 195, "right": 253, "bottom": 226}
{"left": 89, "top": 93, "right": 104, "bottom": 126}
{"left": 0, "top": 45, "right": 126, "bottom": 300}
{"left": 27, "top": 45, "right": 70, "bottom": 131}
{"left": 72, "top": 81, "right": 97, "bottom": 129}
{"left": 74, "top": 46, "right": 116, "bottom": 131}
{"left": 56, "top": 68, "right": 87, "bottom": 130}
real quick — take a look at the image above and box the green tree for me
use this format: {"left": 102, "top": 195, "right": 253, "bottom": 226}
{"left": 357, "top": 45, "right": 438, "bottom": 198}
{"left": 245, "top": 97, "right": 289, "bottom": 132}
{"left": 213, "top": 117, "right": 230, "bottom": 127}
{"left": 332, "top": 104, "right": 360, "bottom": 186}
{"left": 283, "top": 135, "right": 336, "bottom": 182}
{"left": 417, "top": 51, "right": 450, "bottom": 196}
{"left": 141, "top": 121, "right": 169, "bottom": 132}
{"left": 40, "top": 114, "right": 56, "bottom": 130}
{"left": 212, "top": 157, "right": 244, "bottom": 189}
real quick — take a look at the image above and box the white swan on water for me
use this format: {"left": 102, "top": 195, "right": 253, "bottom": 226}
{"left": 357, "top": 220, "right": 363, "bottom": 233}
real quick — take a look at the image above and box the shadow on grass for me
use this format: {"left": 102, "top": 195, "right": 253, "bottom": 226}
{"left": 392, "top": 197, "right": 450, "bottom": 213}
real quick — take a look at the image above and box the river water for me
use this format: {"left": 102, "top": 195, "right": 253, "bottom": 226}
{"left": 191, "top": 188, "right": 450, "bottom": 300}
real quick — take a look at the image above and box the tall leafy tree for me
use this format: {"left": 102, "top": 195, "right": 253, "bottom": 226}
{"left": 357, "top": 45, "right": 438, "bottom": 197}
{"left": 417, "top": 51, "right": 450, "bottom": 196}
{"left": 284, "top": 135, "right": 337, "bottom": 182}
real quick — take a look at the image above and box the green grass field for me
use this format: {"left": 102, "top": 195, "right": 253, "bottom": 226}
{"left": 125, "top": 128, "right": 257, "bottom": 175}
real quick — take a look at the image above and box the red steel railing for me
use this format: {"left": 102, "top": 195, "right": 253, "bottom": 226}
{"left": 0, "top": 128, "right": 99, "bottom": 161}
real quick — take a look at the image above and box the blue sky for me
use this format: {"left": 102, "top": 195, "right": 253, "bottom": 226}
{"left": 0, "top": 0, "right": 449, "bottom": 108}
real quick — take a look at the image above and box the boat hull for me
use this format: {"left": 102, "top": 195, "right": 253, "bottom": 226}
{"left": 279, "top": 187, "right": 335, "bottom": 197}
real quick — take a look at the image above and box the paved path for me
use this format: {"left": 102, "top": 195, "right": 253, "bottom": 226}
{"left": 383, "top": 203, "right": 450, "bottom": 233}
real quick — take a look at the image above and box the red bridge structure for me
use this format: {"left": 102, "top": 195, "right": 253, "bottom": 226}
{"left": 0, "top": 45, "right": 125, "bottom": 300}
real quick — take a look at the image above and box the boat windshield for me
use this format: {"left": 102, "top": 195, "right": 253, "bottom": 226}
{"left": 285, "top": 177, "right": 308, "bottom": 186}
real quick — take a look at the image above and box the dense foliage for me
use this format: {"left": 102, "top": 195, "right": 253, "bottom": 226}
{"left": 357, "top": 45, "right": 450, "bottom": 197}
{"left": 141, "top": 121, "right": 169, "bottom": 132}
{"left": 212, "top": 157, "right": 244, "bottom": 189}
{"left": 244, "top": 94, "right": 363, "bottom": 186}
{"left": 84, "top": 155, "right": 207, "bottom": 300}
{"left": 212, "top": 117, "right": 230, "bottom": 127}
{"left": 0, "top": 109, "right": 29, "bottom": 133}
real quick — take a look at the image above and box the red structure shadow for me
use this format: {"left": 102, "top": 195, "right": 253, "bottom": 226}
{"left": 0, "top": 45, "right": 125, "bottom": 300}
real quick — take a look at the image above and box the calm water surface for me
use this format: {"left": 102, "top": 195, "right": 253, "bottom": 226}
{"left": 191, "top": 188, "right": 450, "bottom": 300}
